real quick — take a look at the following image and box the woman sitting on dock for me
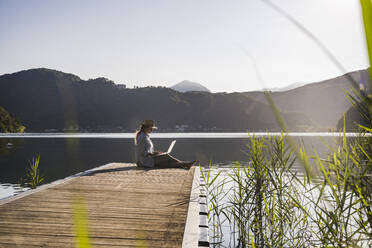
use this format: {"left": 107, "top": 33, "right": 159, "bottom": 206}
{"left": 135, "top": 120, "right": 196, "bottom": 169}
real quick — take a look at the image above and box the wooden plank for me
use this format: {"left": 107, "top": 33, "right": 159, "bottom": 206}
{"left": 0, "top": 163, "right": 194, "bottom": 247}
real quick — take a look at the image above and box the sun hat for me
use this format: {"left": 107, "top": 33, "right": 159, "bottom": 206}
{"left": 142, "top": 120, "right": 158, "bottom": 130}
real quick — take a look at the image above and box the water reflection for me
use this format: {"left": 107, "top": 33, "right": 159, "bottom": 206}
{"left": 0, "top": 134, "right": 343, "bottom": 185}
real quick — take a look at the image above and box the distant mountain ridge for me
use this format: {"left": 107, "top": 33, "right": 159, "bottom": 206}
{"left": 171, "top": 80, "right": 211, "bottom": 93}
{"left": 0, "top": 68, "right": 368, "bottom": 132}
{"left": 0, "top": 68, "right": 312, "bottom": 132}
{"left": 263, "top": 82, "right": 306, "bottom": 92}
{"left": 244, "top": 69, "right": 370, "bottom": 128}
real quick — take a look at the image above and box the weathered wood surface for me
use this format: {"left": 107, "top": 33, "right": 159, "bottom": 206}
{"left": 0, "top": 163, "right": 195, "bottom": 247}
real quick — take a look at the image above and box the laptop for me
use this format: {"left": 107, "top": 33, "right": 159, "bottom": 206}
{"left": 154, "top": 140, "right": 176, "bottom": 156}
{"left": 166, "top": 140, "right": 176, "bottom": 154}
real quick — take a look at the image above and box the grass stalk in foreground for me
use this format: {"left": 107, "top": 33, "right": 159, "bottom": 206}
{"left": 72, "top": 196, "right": 91, "bottom": 248}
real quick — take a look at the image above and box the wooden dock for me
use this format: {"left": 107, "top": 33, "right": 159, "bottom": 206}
{"left": 0, "top": 163, "right": 195, "bottom": 247}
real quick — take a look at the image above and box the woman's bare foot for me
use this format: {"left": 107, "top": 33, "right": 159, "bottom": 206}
{"left": 180, "top": 160, "right": 196, "bottom": 169}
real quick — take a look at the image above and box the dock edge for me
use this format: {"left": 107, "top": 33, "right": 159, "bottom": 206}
{"left": 182, "top": 166, "right": 209, "bottom": 248}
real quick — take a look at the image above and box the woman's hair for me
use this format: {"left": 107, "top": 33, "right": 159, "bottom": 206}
{"left": 134, "top": 124, "right": 146, "bottom": 145}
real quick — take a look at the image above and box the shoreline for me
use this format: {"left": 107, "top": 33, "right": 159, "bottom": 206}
{"left": 0, "top": 131, "right": 370, "bottom": 139}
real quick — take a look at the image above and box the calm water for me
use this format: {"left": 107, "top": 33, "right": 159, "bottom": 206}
{"left": 0, "top": 132, "right": 357, "bottom": 185}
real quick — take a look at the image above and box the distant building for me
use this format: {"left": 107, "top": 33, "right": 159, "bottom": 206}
{"left": 175, "top": 124, "right": 189, "bottom": 132}
{"left": 117, "top": 84, "right": 126, "bottom": 89}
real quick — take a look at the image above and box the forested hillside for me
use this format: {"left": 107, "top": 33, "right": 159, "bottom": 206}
{"left": 0, "top": 68, "right": 312, "bottom": 132}
{"left": 0, "top": 106, "right": 25, "bottom": 133}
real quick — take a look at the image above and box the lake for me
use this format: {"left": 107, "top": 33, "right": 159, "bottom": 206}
{"left": 0, "top": 132, "right": 365, "bottom": 199}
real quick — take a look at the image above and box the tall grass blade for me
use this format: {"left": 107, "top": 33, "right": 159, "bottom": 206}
{"left": 72, "top": 196, "right": 91, "bottom": 248}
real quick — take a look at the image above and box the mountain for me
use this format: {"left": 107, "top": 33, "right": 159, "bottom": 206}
{"left": 336, "top": 87, "right": 371, "bottom": 132}
{"left": 336, "top": 106, "right": 365, "bottom": 131}
{"left": 0, "top": 68, "right": 312, "bottom": 132}
{"left": 244, "top": 69, "right": 370, "bottom": 129}
{"left": 171, "top": 80, "right": 211, "bottom": 93}
{"left": 0, "top": 106, "right": 25, "bottom": 133}
{"left": 263, "top": 82, "right": 306, "bottom": 92}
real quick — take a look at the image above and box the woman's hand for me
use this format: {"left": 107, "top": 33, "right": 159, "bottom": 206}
{"left": 147, "top": 151, "right": 161, "bottom": 157}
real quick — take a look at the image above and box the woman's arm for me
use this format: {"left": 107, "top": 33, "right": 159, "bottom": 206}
{"left": 139, "top": 135, "right": 161, "bottom": 157}
{"left": 144, "top": 136, "right": 154, "bottom": 156}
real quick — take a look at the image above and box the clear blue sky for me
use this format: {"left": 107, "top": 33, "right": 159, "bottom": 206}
{"left": 0, "top": 0, "right": 369, "bottom": 92}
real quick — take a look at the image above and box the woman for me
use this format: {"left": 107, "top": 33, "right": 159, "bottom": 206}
{"left": 135, "top": 120, "right": 195, "bottom": 169}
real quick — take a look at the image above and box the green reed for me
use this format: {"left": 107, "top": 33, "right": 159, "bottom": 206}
{"left": 25, "top": 154, "right": 45, "bottom": 189}
{"left": 296, "top": 127, "right": 371, "bottom": 247}
{"left": 201, "top": 131, "right": 371, "bottom": 247}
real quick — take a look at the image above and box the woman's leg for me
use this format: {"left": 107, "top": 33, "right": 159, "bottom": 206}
{"left": 153, "top": 154, "right": 193, "bottom": 168}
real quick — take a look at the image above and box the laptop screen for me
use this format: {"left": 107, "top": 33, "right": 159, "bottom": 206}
{"left": 167, "top": 140, "right": 176, "bottom": 154}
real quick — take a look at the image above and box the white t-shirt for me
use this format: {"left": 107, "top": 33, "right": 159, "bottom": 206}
{"left": 135, "top": 132, "right": 154, "bottom": 168}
